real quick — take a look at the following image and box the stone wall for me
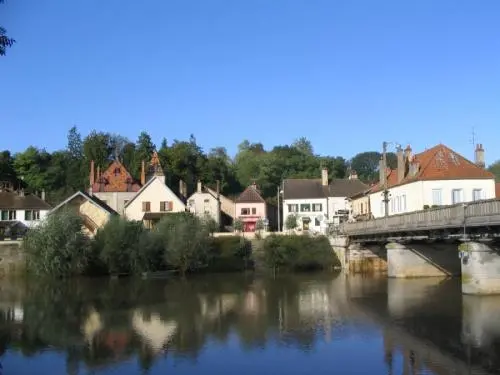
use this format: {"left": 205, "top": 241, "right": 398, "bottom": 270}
{"left": 348, "top": 243, "right": 387, "bottom": 274}
{"left": 0, "top": 241, "right": 25, "bottom": 277}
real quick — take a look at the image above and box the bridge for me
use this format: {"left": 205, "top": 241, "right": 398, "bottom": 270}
{"left": 334, "top": 199, "right": 500, "bottom": 296}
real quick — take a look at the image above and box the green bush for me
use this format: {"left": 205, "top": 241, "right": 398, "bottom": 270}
{"left": 154, "top": 212, "right": 210, "bottom": 275}
{"left": 207, "top": 236, "right": 252, "bottom": 272}
{"left": 23, "top": 210, "right": 91, "bottom": 278}
{"left": 261, "top": 234, "right": 337, "bottom": 272}
{"left": 93, "top": 217, "right": 162, "bottom": 275}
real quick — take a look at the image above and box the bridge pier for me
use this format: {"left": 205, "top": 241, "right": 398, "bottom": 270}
{"left": 460, "top": 241, "right": 500, "bottom": 295}
{"left": 386, "top": 242, "right": 459, "bottom": 278}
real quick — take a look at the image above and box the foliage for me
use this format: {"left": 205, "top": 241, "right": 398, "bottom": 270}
{"left": 285, "top": 214, "right": 298, "bottom": 231}
{"left": 350, "top": 151, "right": 397, "bottom": 182}
{"left": 207, "top": 236, "right": 252, "bottom": 272}
{"left": 233, "top": 219, "right": 244, "bottom": 232}
{"left": 93, "top": 217, "right": 162, "bottom": 275}
{"left": 202, "top": 213, "right": 219, "bottom": 235}
{"left": 260, "top": 234, "right": 337, "bottom": 272}
{"left": 255, "top": 218, "right": 265, "bottom": 232}
{"left": 488, "top": 160, "right": 500, "bottom": 182}
{"left": 23, "top": 210, "right": 91, "bottom": 278}
{"left": 0, "top": 0, "right": 14, "bottom": 56}
{"left": 154, "top": 213, "right": 210, "bottom": 275}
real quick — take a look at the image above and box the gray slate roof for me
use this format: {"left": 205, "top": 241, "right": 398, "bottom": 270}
{"left": 0, "top": 191, "right": 52, "bottom": 210}
{"left": 283, "top": 178, "right": 368, "bottom": 200}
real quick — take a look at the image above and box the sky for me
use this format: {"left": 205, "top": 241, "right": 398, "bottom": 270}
{"left": 1, "top": 0, "right": 500, "bottom": 164}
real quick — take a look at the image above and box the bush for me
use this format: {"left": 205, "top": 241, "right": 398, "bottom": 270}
{"left": 207, "top": 236, "right": 252, "bottom": 272}
{"left": 23, "top": 210, "right": 91, "bottom": 278}
{"left": 260, "top": 234, "right": 336, "bottom": 272}
{"left": 154, "top": 213, "right": 210, "bottom": 275}
{"left": 93, "top": 217, "right": 163, "bottom": 275}
{"left": 233, "top": 219, "right": 244, "bottom": 232}
{"left": 285, "top": 214, "right": 298, "bottom": 231}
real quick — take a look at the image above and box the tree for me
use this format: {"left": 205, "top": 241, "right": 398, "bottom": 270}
{"left": 285, "top": 214, "right": 298, "bottom": 232}
{"left": 255, "top": 218, "right": 265, "bottom": 233}
{"left": 0, "top": 0, "right": 15, "bottom": 56}
{"left": 349, "top": 151, "right": 396, "bottom": 182}
{"left": 488, "top": 161, "right": 500, "bottom": 182}
{"left": 233, "top": 219, "right": 244, "bottom": 233}
{"left": 202, "top": 213, "right": 219, "bottom": 235}
{"left": 83, "top": 131, "right": 113, "bottom": 170}
{"left": 66, "top": 126, "right": 85, "bottom": 191}
{"left": 234, "top": 140, "right": 267, "bottom": 188}
{"left": 133, "top": 131, "right": 156, "bottom": 177}
{"left": 13, "top": 147, "right": 52, "bottom": 192}
{"left": 0, "top": 150, "right": 16, "bottom": 184}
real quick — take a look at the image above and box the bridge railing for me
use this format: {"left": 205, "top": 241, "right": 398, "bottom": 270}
{"left": 342, "top": 199, "right": 500, "bottom": 236}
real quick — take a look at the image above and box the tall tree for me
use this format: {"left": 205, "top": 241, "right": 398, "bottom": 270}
{"left": 133, "top": 131, "right": 156, "bottom": 178}
{"left": 0, "top": 150, "right": 17, "bottom": 184}
{"left": 0, "top": 0, "right": 15, "bottom": 56}
{"left": 66, "top": 126, "right": 85, "bottom": 191}
{"left": 83, "top": 131, "right": 113, "bottom": 170}
{"left": 13, "top": 147, "right": 52, "bottom": 192}
{"left": 350, "top": 151, "right": 397, "bottom": 182}
{"left": 488, "top": 161, "right": 500, "bottom": 182}
{"left": 234, "top": 140, "right": 267, "bottom": 188}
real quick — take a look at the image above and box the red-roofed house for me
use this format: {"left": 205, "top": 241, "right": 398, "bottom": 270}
{"left": 367, "top": 143, "right": 496, "bottom": 218}
{"left": 234, "top": 182, "right": 267, "bottom": 232}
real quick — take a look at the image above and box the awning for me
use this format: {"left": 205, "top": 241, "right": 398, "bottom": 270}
{"left": 143, "top": 212, "right": 169, "bottom": 220}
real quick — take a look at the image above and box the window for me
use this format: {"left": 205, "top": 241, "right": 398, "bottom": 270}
{"left": 24, "top": 210, "right": 41, "bottom": 221}
{"left": 432, "top": 189, "right": 442, "bottom": 206}
{"left": 241, "top": 208, "right": 250, "bottom": 215}
{"left": 473, "top": 189, "right": 483, "bottom": 201}
{"left": 401, "top": 195, "right": 406, "bottom": 212}
{"left": 288, "top": 204, "right": 298, "bottom": 213}
{"left": 396, "top": 196, "right": 401, "bottom": 213}
{"left": 312, "top": 204, "right": 322, "bottom": 212}
{"left": 300, "top": 204, "right": 311, "bottom": 212}
{"left": 252, "top": 207, "right": 257, "bottom": 215}
{"left": 114, "top": 167, "right": 121, "bottom": 176}
{"left": 142, "top": 201, "right": 151, "bottom": 212}
{"left": 452, "top": 189, "right": 463, "bottom": 204}
{"left": 1, "top": 211, "right": 7, "bottom": 221}
{"left": 160, "top": 201, "right": 172, "bottom": 212}
{"left": 315, "top": 217, "right": 321, "bottom": 226}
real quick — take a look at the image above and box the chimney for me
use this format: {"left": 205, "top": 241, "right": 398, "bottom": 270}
{"left": 96, "top": 165, "right": 101, "bottom": 180}
{"left": 41, "top": 190, "right": 46, "bottom": 201}
{"left": 409, "top": 157, "right": 420, "bottom": 177}
{"left": 397, "top": 145, "right": 404, "bottom": 183}
{"left": 90, "top": 160, "right": 95, "bottom": 186}
{"left": 19, "top": 189, "right": 25, "bottom": 197}
{"left": 349, "top": 170, "right": 358, "bottom": 180}
{"left": 141, "top": 160, "right": 146, "bottom": 185}
{"left": 404, "top": 145, "right": 412, "bottom": 161}
{"left": 179, "top": 180, "right": 186, "bottom": 198}
{"left": 379, "top": 157, "right": 386, "bottom": 186}
{"left": 321, "top": 168, "right": 328, "bottom": 186}
{"left": 475, "top": 143, "right": 485, "bottom": 168}
{"left": 197, "top": 180, "right": 202, "bottom": 193}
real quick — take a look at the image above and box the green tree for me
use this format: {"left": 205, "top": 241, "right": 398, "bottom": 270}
{"left": 13, "top": 147, "right": 52, "bottom": 192}
{"left": 233, "top": 219, "right": 244, "bottom": 233}
{"left": 66, "top": 126, "right": 85, "bottom": 191}
{"left": 285, "top": 214, "right": 298, "bottom": 232}
{"left": 234, "top": 140, "right": 267, "bottom": 188}
{"left": 0, "top": 0, "right": 14, "bottom": 56}
{"left": 83, "top": 131, "right": 113, "bottom": 170}
{"left": 350, "top": 151, "right": 396, "bottom": 182}
{"left": 255, "top": 218, "right": 265, "bottom": 233}
{"left": 0, "top": 150, "right": 16, "bottom": 184}
{"left": 133, "top": 131, "right": 156, "bottom": 177}
{"left": 204, "top": 147, "right": 240, "bottom": 195}
{"left": 202, "top": 213, "right": 219, "bottom": 235}
{"left": 488, "top": 161, "right": 500, "bottom": 182}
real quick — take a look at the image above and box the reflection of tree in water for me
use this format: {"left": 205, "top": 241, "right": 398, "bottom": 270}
{"left": 0, "top": 273, "right": 342, "bottom": 372}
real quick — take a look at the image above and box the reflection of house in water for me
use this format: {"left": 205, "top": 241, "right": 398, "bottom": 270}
{"left": 198, "top": 294, "right": 239, "bottom": 320}
{"left": 132, "top": 310, "right": 177, "bottom": 352}
{"left": 81, "top": 308, "right": 103, "bottom": 344}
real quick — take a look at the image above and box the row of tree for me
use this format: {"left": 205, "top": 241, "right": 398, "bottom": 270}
{"left": 0, "top": 126, "right": 404, "bottom": 205}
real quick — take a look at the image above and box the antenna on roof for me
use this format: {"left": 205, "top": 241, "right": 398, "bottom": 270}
{"left": 470, "top": 127, "right": 477, "bottom": 147}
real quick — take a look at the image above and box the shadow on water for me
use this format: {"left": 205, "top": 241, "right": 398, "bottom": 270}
{"left": 1, "top": 273, "right": 500, "bottom": 374}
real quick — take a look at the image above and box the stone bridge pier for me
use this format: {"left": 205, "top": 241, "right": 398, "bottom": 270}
{"left": 459, "top": 241, "right": 500, "bottom": 295}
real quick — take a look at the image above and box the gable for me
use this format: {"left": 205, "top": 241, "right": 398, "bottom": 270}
{"left": 235, "top": 185, "right": 265, "bottom": 203}
{"left": 124, "top": 176, "right": 185, "bottom": 210}
{"left": 92, "top": 160, "right": 141, "bottom": 193}
{"left": 50, "top": 191, "right": 117, "bottom": 215}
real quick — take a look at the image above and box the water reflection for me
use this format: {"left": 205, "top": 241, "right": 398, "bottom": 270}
{"left": 0, "top": 274, "right": 500, "bottom": 374}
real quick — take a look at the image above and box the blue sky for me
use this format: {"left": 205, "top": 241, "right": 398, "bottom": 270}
{"left": 1, "top": 0, "right": 500, "bottom": 164}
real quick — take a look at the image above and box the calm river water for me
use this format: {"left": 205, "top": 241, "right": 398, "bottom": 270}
{"left": 0, "top": 273, "right": 499, "bottom": 374}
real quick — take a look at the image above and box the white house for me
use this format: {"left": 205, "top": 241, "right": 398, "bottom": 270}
{"left": 187, "top": 181, "right": 221, "bottom": 226}
{"left": 367, "top": 143, "right": 496, "bottom": 218}
{"left": 0, "top": 189, "right": 51, "bottom": 233}
{"left": 282, "top": 169, "right": 368, "bottom": 232}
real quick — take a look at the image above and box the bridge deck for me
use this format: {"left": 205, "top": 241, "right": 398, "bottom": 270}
{"left": 343, "top": 199, "right": 500, "bottom": 237}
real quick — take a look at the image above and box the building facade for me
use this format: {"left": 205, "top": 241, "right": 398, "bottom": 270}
{"left": 234, "top": 183, "right": 267, "bottom": 232}
{"left": 367, "top": 144, "right": 496, "bottom": 218}
{"left": 187, "top": 181, "right": 221, "bottom": 226}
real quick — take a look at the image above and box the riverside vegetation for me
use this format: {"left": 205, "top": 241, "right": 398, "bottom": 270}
{"left": 22, "top": 211, "right": 337, "bottom": 278}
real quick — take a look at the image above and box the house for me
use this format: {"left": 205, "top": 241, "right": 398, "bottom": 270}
{"left": 234, "top": 183, "right": 267, "bottom": 232}
{"left": 89, "top": 159, "right": 142, "bottom": 215}
{"left": 187, "top": 181, "right": 222, "bottom": 227}
{"left": 347, "top": 187, "right": 373, "bottom": 221}
{"left": 0, "top": 187, "right": 51, "bottom": 235}
{"left": 367, "top": 143, "right": 496, "bottom": 218}
{"left": 49, "top": 191, "right": 117, "bottom": 237}
{"left": 124, "top": 152, "right": 186, "bottom": 228}
{"left": 282, "top": 169, "right": 368, "bottom": 232}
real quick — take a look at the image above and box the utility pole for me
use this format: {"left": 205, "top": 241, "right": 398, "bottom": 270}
{"left": 382, "top": 141, "right": 390, "bottom": 217}
{"left": 277, "top": 184, "right": 281, "bottom": 232}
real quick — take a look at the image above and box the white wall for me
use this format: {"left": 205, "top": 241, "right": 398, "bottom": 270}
{"left": 235, "top": 202, "right": 266, "bottom": 221}
{"left": 369, "top": 179, "right": 496, "bottom": 218}
{"left": 124, "top": 177, "right": 185, "bottom": 221}
{"left": 0, "top": 209, "right": 49, "bottom": 228}
{"left": 93, "top": 191, "right": 137, "bottom": 215}
{"left": 283, "top": 198, "right": 327, "bottom": 232}
{"left": 187, "top": 192, "right": 220, "bottom": 224}
{"left": 328, "top": 197, "right": 349, "bottom": 217}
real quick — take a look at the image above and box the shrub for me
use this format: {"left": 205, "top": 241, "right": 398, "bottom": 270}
{"left": 285, "top": 215, "right": 298, "bottom": 231}
{"left": 23, "top": 210, "right": 91, "bottom": 278}
{"left": 93, "top": 217, "right": 162, "bottom": 275}
{"left": 202, "top": 213, "right": 219, "bottom": 235}
{"left": 233, "top": 219, "right": 244, "bottom": 233}
{"left": 155, "top": 213, "right": 210, "bottom": 275}
{"left": 261, "top": 234, "right": 337, "bottom": 272}
{"left": 207, "top": 236, "right": 252, "bottom": 272}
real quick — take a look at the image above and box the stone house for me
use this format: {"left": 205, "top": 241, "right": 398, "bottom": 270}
{"left": 234, "top": 183, "right": 267, "bottom": 232}
{"left": 50, "top": 191, "right": 117, "bottom": 237}
{"left": 367, "top": 143, "right": 496, "bottom": 218}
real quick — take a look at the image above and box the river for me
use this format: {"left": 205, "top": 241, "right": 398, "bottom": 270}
{"left": 0, "top": 273, "right": 499, "bottom": 374}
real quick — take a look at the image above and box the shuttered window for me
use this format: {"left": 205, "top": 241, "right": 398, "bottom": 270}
{"left": 160, "top": 201, "right": 173, "bottom": 211}
{"left": 142, "top": 201, "right": 151, "bottom": 212}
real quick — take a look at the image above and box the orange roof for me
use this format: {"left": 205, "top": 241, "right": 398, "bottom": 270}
{"left": 372, "top": 144, "right": 494, "bottom": 192}
{"left": 92, "top": 160, "right": 142, "bottom": 193}
{"left": 496, "top": 183, "right": 500, "bottom": 198}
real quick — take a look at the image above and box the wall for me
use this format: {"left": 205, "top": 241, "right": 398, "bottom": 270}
{"left": 79, "top": 200, "right": 111, "bottom": 236}
{"left": 207, "top": 188, "right": 235, "bottom": 219}
{"left": 187, "top": 192, "right": 220, "bottom": 224}
{"left": 369, "top": 181, "right": 423, "bottom": 218}
{"left": 125, "top": 178, "right": 185, "bottom": 221}
{"left": 235, "top": 202, "right": 266, "bottom": 222}
{"left": 348, "top": 242, "right": 387, "bottom": 273}
{"left": 351, "top": 195, "right": 370, "bottom": 219}
{"left": 1, "top": 209, "right": 49, "bottom": 228}
{"left": 0, "top": 242, "right": 25, "bottom": 276}
{"left": 422, "top": 179, "right": 496, "bottom": 206}
{"left": 283, "top": 198, "right": 327, "bottom": 232}
{"left": 93, "top": 191, "right": 137, "bottom": 215}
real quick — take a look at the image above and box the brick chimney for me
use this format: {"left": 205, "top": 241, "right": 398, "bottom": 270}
{"left": 409, "top": 156, "right": 420, "bottom": 177}
{"left": 475, "top": 143, "right": 485, "bottom": 168}
{"left": 397, "top": 145, "right": 405, "bottom": 183}
{"left": 141, "top": 160, "right": 146, "bottom": 185}
{"left": 321, "top": 168, "right": 328, "bottom": 186}
{"left": 379, "top": 157, "right": 386, "bottom": 186}
{"left": 404, "top": 145, "right": 412, "bottom": 161}
{"left": 90, "top": 160, "right": 95, "bottom": 186}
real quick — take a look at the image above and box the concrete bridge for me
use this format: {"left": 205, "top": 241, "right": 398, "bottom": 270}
{"left": 334, "top": 199, "right": 500, "bottom": 295}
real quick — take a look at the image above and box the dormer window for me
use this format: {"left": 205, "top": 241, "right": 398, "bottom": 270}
{"left": 114, "top": 167, "right": 121, "bottom": 176}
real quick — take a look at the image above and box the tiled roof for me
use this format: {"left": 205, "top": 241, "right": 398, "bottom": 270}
{"left": 0, "top": 191, "right": 52, "bottom": 210}
{"left": 91, "top": 160, "right": 141, "bottom": 193}
{"left": 235, "top": 184, "right": 265, "bottom": 203}
{"left": 51, "top": 191, "right": 117, "bottom": 215}
{"left": 283, "top": 178, "right": 368, "bottom": 200}
{"left": 371, "top": 144, "right": 494, "bottom": 193}
{"left": 496, "top": 183, "right": 500, "bottom": 199}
